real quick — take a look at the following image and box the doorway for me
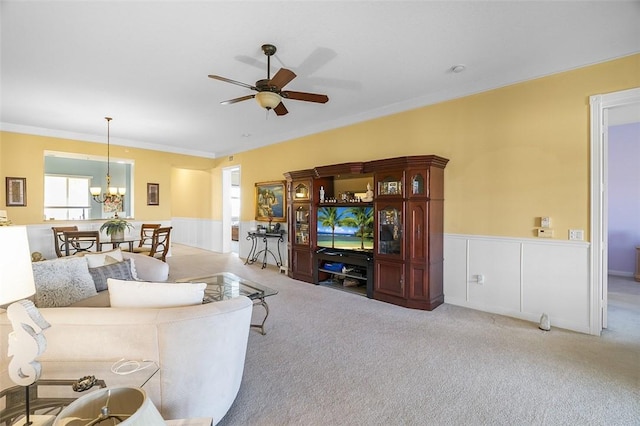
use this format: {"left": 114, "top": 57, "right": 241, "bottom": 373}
{"left": 222, "top": 166, "right": 241, "bottom": 254}
{"left": 590, "top": 87, "right": 640, "bottom": 335}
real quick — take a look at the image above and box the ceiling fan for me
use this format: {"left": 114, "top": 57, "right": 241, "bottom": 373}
{"left": 208, "top": 44, "right": 329, "bottom": 116}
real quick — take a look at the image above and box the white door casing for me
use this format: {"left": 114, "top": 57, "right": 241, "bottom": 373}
{"left": 589, "top": 87, "right": 640, "bottom": 335}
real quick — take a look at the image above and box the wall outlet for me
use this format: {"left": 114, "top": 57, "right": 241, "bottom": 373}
{"left": 537, "top": 228, "right": 553, "bottom": 238}
{"left": 569, "top": 229, "right": 584, "bottom": 241}
{"left": 476, "top": 274, "right": 485, "bottom": 285}
{"left": 541, "top": 216, "right": 551, "bottom": 228}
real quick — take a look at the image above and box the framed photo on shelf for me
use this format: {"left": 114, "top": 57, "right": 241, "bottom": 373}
{"left": 147, "top": 183, "right": 159, "bottom": 206}
{"left": 5, "top": 177, "right": 26, "bottom": 207}
{"left": 293, "top": 183, "right": 310, "bottom": 200}
{"left": 255, "top": 181, "right": 286, "bottom": 222}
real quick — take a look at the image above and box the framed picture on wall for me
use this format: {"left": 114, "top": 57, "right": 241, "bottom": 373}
{"left": 255, "top": 181, "right": 286, "bottom": 222}
{"left": 147, "top": 183, "right": 159, "bottom": 206}
{"left": 5, "top": 177, "right": 26, "bottom": 207}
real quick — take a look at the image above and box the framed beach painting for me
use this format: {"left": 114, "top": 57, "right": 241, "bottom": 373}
{"left": 255, "top": 181, "right": 286, "bottom": 222}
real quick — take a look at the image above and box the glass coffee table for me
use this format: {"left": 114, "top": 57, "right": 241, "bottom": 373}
{"left": 177, "top": 272, "right": 278, "bottom": 335}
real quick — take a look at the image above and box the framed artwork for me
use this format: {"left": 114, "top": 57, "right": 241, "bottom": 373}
{"left": 5, "top": 177, "right": 26, "bottom": 207}
{"left": 255, "top": 181, "right": 286, "bottom": 222}
{"left": 147, "top": 183, "right": 159, "bottom": 206}
{"left": 103, "top": 195, "right": 123, "bottom": 214}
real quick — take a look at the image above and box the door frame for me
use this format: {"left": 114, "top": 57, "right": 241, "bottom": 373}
{"left": 589, "top": 87, "right": 640, "bottom": 335}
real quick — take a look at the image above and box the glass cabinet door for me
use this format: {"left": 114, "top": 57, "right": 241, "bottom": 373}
{"left": 377, "top": 173, "right": 403, "bottom": 197}
{"left": 378, "top": 205, "right": 402, "bottom": 255}
{"left": 295, "top": 205, "right": 310, "bottom": 245}
{"left": 410, "top": 173, "right": 425, "bottom": 196}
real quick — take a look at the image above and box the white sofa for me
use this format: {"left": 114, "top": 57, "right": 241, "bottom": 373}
{"left": 0, "top": 296, "right": 253, "bottom": 423}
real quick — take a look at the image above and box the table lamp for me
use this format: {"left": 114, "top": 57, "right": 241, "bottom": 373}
{"left": 0, "top": 226, "right": 53, "bottom": 425}
{"left": 53, "top": 387, "right": 164, "bottom": 425}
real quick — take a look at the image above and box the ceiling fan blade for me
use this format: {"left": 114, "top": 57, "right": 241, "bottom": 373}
{"left": 220, "top": 94, "right": 255, "bottom": 105}
{"left": 208, "top": 75, "right": 257, "bottom": 91}
{"left": 274, "top": 102, "right": 288, "bottom": 116}
{"left": 281, "top": 91, "right": 329, "bottom": 104}
{"left": 269, "top": 68, "right": 296, "bottom": 90}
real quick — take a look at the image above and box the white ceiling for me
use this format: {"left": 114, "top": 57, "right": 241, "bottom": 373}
{"left": 1, "top": 1, "right": 639, "bottom": 159}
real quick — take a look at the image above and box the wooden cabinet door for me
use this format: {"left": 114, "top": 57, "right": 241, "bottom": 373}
{"left": 374, "top": 259, "right": 404, "bottom": 298}
{"left": 407, "top": 201, "right": 427, "bottom": 263}
{"left": 292, "top": 246, "right": 313, "bottom": 283}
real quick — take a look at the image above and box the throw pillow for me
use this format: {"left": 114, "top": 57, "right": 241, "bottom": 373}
{"left": 89, "top": 259, "right": 135, "bottom": 292}
{"left": 32, "top": 257, "right": 97, "bottom": 308}
{"left": 127, "top": 256, "right": 139, "bottom": 281}
{"left": 84, "top": 248, "right": 124, "bottom": 268}
{"left": 108, "top": 278, "right": 206, "bottom": 308}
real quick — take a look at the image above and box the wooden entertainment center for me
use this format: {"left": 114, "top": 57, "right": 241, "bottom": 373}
{"left": 284, "top": 155, "right": 449, "bottom": 311}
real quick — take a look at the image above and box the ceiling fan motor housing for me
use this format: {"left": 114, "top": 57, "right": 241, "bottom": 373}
{"left": 256, "top": 79, "right": 279, "bottom": 93}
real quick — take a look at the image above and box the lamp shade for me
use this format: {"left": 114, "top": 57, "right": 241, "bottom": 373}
{"left": 255, "top": 91, "right": 281, "bottom": 109}
{"left": 0, "top": 226, "right": 35, "bottom": 305}
{"left": 53, "top": 387, "right": 164, "bottom": 425}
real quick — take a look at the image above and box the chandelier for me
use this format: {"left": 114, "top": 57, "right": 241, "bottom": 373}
{"left": 90, "top": 117, "right": 126, "bottom": 206}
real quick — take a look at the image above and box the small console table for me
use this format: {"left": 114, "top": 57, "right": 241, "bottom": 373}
{"left": 246, "top": 231, "right": 286, "bottom": 269}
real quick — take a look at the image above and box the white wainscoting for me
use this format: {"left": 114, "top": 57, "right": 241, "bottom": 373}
{"left": 444, "top": 234, "right": 591, "bottom": 334}
{"left": 171, "top": 217, "right": 220, "bottom": 252}
{"left": 170, "top": 218, "right": 289, "bottom": 268}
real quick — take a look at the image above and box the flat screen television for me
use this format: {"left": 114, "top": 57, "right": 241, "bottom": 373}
{"left": 317, "top": 206, "right": 374, "bottom": 251}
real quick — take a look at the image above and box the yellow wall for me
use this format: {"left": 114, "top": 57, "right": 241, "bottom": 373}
{"left": 222, "top": 54, "right": 640, "bottom": 241}
{"left": 170, "top": 167, "right": 213, "bottom": 218}
{"left": 1, "top": 54, "right": 638, "bottom": 242}
{"left": 0, "top": 132, "right": 214, "bottom": 224}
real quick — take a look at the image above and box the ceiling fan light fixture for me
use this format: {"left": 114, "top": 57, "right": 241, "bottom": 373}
{"left": 255, "top": 91, "right": 281, "bottom": 110}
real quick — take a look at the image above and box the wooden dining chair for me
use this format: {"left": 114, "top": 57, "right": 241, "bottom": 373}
{"left": 131, "top": 223, "right": 161, "bottom": 253}
{"left": 147, "top": 226, "right": 172, "bottom": 262}
{"left": 63, "top": 230, "right": 100, "bottom": 256}
{"left": 52, "top": 226, "right": 78, "bottom": 257}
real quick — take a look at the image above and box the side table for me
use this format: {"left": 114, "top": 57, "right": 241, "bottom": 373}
{"left": 245, "top": 231, "right": 285, "bottom": 269}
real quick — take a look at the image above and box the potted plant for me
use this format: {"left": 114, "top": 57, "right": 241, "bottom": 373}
{"left": 100, "top": 218, "right": 134, "bottom": 241}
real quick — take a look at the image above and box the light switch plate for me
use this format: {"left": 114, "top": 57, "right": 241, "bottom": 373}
{"left": 569, "top": 229, "right": 584, "bottom": 241}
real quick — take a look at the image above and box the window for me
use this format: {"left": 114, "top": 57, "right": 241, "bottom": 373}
{"left": 44, "top": 175, "right": 92, "bottom": 220}
{"left": 44, "top": 151, "right": 134, "bottom": 219}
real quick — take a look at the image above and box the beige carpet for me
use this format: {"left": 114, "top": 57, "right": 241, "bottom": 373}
{"left": 168, "top": 245, "right": 640, "bottom": 425}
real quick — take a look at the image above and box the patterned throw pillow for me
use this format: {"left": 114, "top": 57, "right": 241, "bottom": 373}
{"left": 89, "top": 259, "right": 134, "bottom": 292}
{"left": 32, "top": 257, "right": 97, "bottom": 308}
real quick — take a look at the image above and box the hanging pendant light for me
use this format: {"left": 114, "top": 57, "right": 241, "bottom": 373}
{"left": 90, "top": 117, "right": 126, "bottom": 211}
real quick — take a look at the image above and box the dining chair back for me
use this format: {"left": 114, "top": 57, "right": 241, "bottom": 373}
{"left": 148, "top": 226, "right": 172, "bottom": 262}
{"left": 52, "top": 226, "right": 79, "bottom": 257}
{"left": 131, "top": 223, "right": 161, "bottom": 253}
{"left": 63, "top": 230, "right": 100, "bottom": 256}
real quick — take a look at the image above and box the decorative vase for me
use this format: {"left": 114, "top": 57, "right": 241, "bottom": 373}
{"left": 111, "top": 230, "right": 124, "bottom": 241}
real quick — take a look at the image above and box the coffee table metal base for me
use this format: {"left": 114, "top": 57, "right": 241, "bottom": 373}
{"left": 177, "top": 272, "right": 278, "bottom": 335}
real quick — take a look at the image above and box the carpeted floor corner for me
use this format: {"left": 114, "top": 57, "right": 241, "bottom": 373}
{"left": 168, "top": 244, "right": 640, "bottom": 425}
